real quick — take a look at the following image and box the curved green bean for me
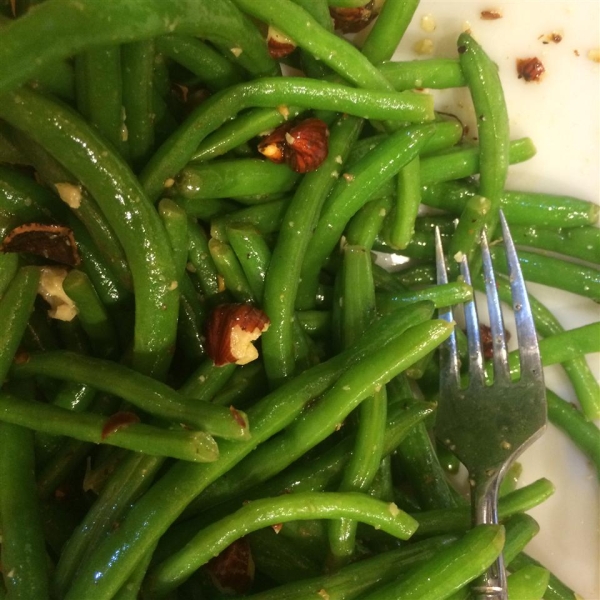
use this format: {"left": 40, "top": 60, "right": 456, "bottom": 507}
{"left": 379, "top": 59, "right": 466, "bottom": 90}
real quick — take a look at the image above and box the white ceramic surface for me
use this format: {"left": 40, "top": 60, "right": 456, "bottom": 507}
{"left": 390, "top": 2, "right": 599, "bottom": 597}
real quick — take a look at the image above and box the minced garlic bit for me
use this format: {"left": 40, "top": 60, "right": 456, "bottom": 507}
{"left": 388, "top": 502, "right": 400, "bottom": 517}
{"left": 277, "top": 105, "right": 290, "bottom": 119}
{"left": 588, "top": 49, "right": 600, "bottom": 63}
{"left": 420, "top": 14, "right": 436, "bottom": 33}
{"left": 164, "top": 178, "right": 175, "bottom": 188}
{"left": 168, "top": 280, "right": 178, "bottom": 291}
{"left": 230, "top": 47, "right": 243, "bottom": 58}
{"left": 38, "top": 266, "right": 78, "bottom": 321}
{"left": 317, "top": 589, "right": 331, "bottom": 600}
{"left": 413, "top": 39, "right": 434, "bottom": 55}
{"left": 454, "top": 251, "right": 465, "bottom": 263}
{"left": 55, "top": 182, "right": 82, "bottom": 209}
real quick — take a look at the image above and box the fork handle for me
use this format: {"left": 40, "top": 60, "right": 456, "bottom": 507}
{"left": 471, "top": 474, "right": 508, "bottom": 600}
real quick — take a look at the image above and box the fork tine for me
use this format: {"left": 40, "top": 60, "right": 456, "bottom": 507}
{"left": 498, "top": 211, "right": 543, "bottom": 382}
{"left": 459, "top": 255, "right": 486, "bottom": 388}
{"left": 480, "top": 227, "right": 511, "bottom": 384}
{"left": 435, "top": 227, "right": 460, "bottom": 388}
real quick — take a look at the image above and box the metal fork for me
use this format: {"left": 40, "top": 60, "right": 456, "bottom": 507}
{"left": 434, "top": 210, "right": 547, "bottom": 600}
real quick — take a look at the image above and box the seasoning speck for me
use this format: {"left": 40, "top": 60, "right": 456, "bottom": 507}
{"left": 516, "top": 57, "right": 545, "bottom": 82}
{"left": 588, "top": 49, "right": 600, "bottom": 63}
{"left": 480, "top": 9, "right": 502, "bottom": 20}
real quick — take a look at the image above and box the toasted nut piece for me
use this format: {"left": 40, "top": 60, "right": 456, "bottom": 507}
{"left": 267, "top": 26, "right": 296, "bottom": 59}
{"left": 207, "top": 538, "right": 255, "bottom": 595}
{"left": 516, "top": 57, "right": 545, "bottom": 82}
{"left": 284, "top": 118, "right": 329, "bottom": 173}
{"left": 37, "top": 266, "right": 78, "bottom": 321}
{"left": 257, "top": 121, "right": 294, "bottom": 163}
{"left": 330, "top": 1, "right": 379, "bottom": 33}
{"left": 206, "top": 304, "right": 270, "bottom": 367}
{"left": 101, "top": 411, "right": 141, "bottom": 440}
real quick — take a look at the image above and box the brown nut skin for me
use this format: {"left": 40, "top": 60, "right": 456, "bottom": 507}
{"left": 516, "top": 57, "right": 545, "bottom": 82}
{"left": 284, "top": 118, "right": 329, "bottom": 173}
{"left": 267, "top": 26, "right": 296, "bottom": 59}
{"left": 206, "top": 538, "right": 255, "bottom": 595}
{"left": 330, "top": 2, "right": 376, "bottom": 33}
{"left": 205, "top": 304, "right": 270, "bottom": 367}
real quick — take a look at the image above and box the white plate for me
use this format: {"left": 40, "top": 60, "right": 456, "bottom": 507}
{"left": 390, "top": 2, "right": 599, "bottom": 598}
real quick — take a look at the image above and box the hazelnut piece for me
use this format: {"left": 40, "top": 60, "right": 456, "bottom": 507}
{"left": 259, "top": 118, "right": 329, "bottom": 173}
{"left": 267, "top": 26, "right": 296, "bottom": 59}
{"left": 207, "top": 538, "right": 255, "bottom": 595}
{"left": 206, "top": 304, "right": 270, "bottom": 367}
{"left": 330, "top": 1, "right": 380, "bottom": 33}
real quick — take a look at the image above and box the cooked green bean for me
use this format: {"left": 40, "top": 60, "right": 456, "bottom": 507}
{"left": 506, "top": 565, "right": 550, "bottom": 600}
{"left": 0, "top": 391, "right": 219, "bottom": 462}
{"left": 148, "top": 493, "right": 419, "bottom": 597}
{"left": 11, "top": 351, "right": 250, "bottom": 440}
{"left": 186, "top": 218, "right": 220, "bottom": 298}
{"left": 0, "top": 423, "right": 50, "bottom": 600}
{"left": 208, "top": 238, "right": 255, "bottom": 303}
{"left": 388, "top": 157, "right": 422, "bottom": 250}
{"left": 379, "top": 59, "right": 466, "bottom": 90}
{"left": 376, "top": 281, "right": 473, "bottom": 313}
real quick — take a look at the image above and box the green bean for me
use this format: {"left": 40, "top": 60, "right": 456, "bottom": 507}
{"left": 76, "top": 46, "right": 126, "bottom": 155}
{"left": 0, "top": 391, "right": 219, "bottom": 462}
{"left": 379, "top": 59, "right": 466, "bottom": 90}
{"left": 122, "top": 40, "right": 156, "bottom": 169}
{"left": 0, "top": 0, "right": 278, "bottom": 96}
{"left": 158, "top": 199, "right": 189, "bottom": 280}
{"left": 172, "top": 159, "right": 300, "bottom": 202}
{"left": 248, "top": 528, "right": 321, "bottom": 584}
{"left": 0, "top": 253, "right": 19, "bottom": 298}
{"left": 141, "top": 79, "right": 433, "bottom": 202}
{"left": 176, "top": 272, "right": 207, "bottom": 365}
{"left": 0, "top": 266, "right": 39, "bottom": 381}
{"left": 505, "top": 565, "right": 550, "bottom": 600}
{"left": 187, "top": 218, "right": 220, "bottom": 298}
{"left": 192, "top": 107, "right": 304, "bottom": 163}
{"left": 347, "top": 196, "right": 393, "bottom": 250}
{"left": 388, "top": 157, "right": 422, "bottom": 250}
{"left": 499, "top": 462, "right": 523, "bottom": 497}
{"left": 155, "top": 35, "right": 243, "bottom": 92}
{"left": 490, "top": 246, "right": 600, "bottom": 301}
{"left": 0, "top": 87, "right": 178, "bottom": 378}
{"left": 62, "top": 270, "right": 119, "bottom": 359}
{"left": 179, "top": 359, "right": 237, "bottom": 403}
{"left": 248, "top": 534, "right": 461, "bottom": 600}
{"left": 361, "top": 0, "right": 420, "bottom": 64}
{"left": 64, "top": 303, "right": 437, "bottom": 599}
{"left": 421, "top": 180, "right": 599, "bottom": 228}
{"left": 447, "top": 194, "right": 492, "bottom": 266}
{"left": 11, "top": 351, "right": 250, "bottom": 440}
{"left": 54, "top": 453, "right": 165, "bottom": 597}
{"left": 359, "top": 525, "right": 505, "bottom": 600}
{"left": 0, "top": 423, "right": 50, "bottom": 600}
{"left": 227, "top": 224, "right": 272, "bottom": 301}
{"left": 297, "top": 123, "right": 435, "bottom": 310}
{"left": 329, "top": 245, "right": 384, "bottom": 559}
{"left": 208, "top": 238, "right": 255, "bottom": 302}
{"left": 546, "top": 390, "right": 600, "bottom": 474}
{"left": 261, "top": 115, "right": 364, "bottom": 386}
{"left": 148, "top": 493, "right": 419, "bottom": 597}
{"left": 510, "top": 224, "right": 600, "bottom": 264}
{"left": 376, "top": 281, "right": 473, "bottom": 313}
{"left": 412, "top": 478, "right": 555, "bottom": 537}
{"left": 508, "top": 553, "right": 580, "bottom": 600}
{"left": 112, "top": 544, "right": 158, "bottom": 600}
{"left": 210, "top": 361, "right": 266, "bottom": 408}
{"left": 486, "top": 275, "right": 600, "bottom": 421}
{"left": 372, "top": 263, "right": 409, "bottom": 293}
{"left": 175, "top": 196, "right": 240, "bottom": 221}
{"left": 190, "top": 316, "right": 451, "bottom": 512}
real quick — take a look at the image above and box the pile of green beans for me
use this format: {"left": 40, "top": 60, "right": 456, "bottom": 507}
{"left": 0, "top": 1, "right": 597, "bottom": 599}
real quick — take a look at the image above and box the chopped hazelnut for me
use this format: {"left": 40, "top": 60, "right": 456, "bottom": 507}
{"left": 330, "top": 2, "right": 378, "bottom": 33}
{"left": 207, "top": 538, "right": 255, "bottom": 595}
{"left": 206, "top": 304, "right": 270, "bottom": 367}
{"left": 516, "top": 57, "right": 545, "bottom": 82}
{"left": 267, "top": 26, "right": 296, "bottom": 59}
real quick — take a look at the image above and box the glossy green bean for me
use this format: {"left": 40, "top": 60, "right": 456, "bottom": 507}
{"left": 346, "top": 196, "right": 393, "bottom": 250}
{"left": 112, "top": 544, "right": 158, "bottom": 600}
{"left": 11, "top": 352, "right": 250, "bottom": 440}
{"left": 227, "top": 223, "right": 272, "bottom": 301}
{"left": 179, "top": 359, "right": 236, "bottom": 402}
{"left": 141, "top": 78, "right": 433, "bottom": 202}
{"left": 187, "top": 218, "right": 220, "bottom": 298}
{"left": 173, "top": 159, "right": 299, "bottom": 202}
{"left": 64, "top": 303, "right": 437, "bottom": 599}
{"left": 210, "top": 361, "right": 266, "bottom": 408}
{"left": 0, "top": 266, "right": 39, "bottom": 381}
{"left": 359, "top": 525, "right": 505, "bottom": 600}
{"left": 175, "top": 196, "right": 240, "bottom": 221}
{"left": 0, "top": 391, "right": 218, "bottom": 462}
{"left": 376, "top": 281, "right": 473, "bottom": 313}
{"left": 62, "top": 270, "right": 118, "bottom": 359}
{"left": 158, "top": 199, "right": 189, "bottom": 280}
{"left": 448, "top": 194, "right": 492, "bottom": 264}
{"left": 379, "top": 59, "right": 466, "bottom": 90}
{"left": 54, "top": 453, "right": 165, "bottom": 597}
{"left": 508, "top": 553, "right": 580, "bottom": 600}
{"left": 510, "top": 224, "right": 600, "bottom": 264}
{"left": 208, "top": 238, "right": 255, "bottom": 302}
{"left": 121, "top": 40, "right": 155, "bottom": 168}
{"left": 155, "top": 35, "right": 243, "bottom": 92}
{"left": 261, "top": 115, "right": 363, "bottom": 386}
{"left": 421, "top": 180, "right": 599, "bottom": 228}
{"left": 148, "top": 493, "right": 419, "bottom": 597}
{"left": 388, "top": 157, "right": 422, "bottom": 250}
{"left": 490, "top": 246, "right": 600, "bottom": 301}
{"left": 0, "top": 87, "right": 177, "bottom": 377}
{"left": 506, "top": 565, "right": 550, "bottom": 600}
{"left": 0, "top": 423, "right": 50, "bottom": 600}
{"left": 0, "top": 253, "right": 19, "bottom": 297}
{"left": 361, "top": 0, "right": 420, "bottom": 64}
{"left": 297, "top": 123, "right": 435, "bottom": 309}
{"left": 0, "top": 0, "right": 278, "bottom": 96}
